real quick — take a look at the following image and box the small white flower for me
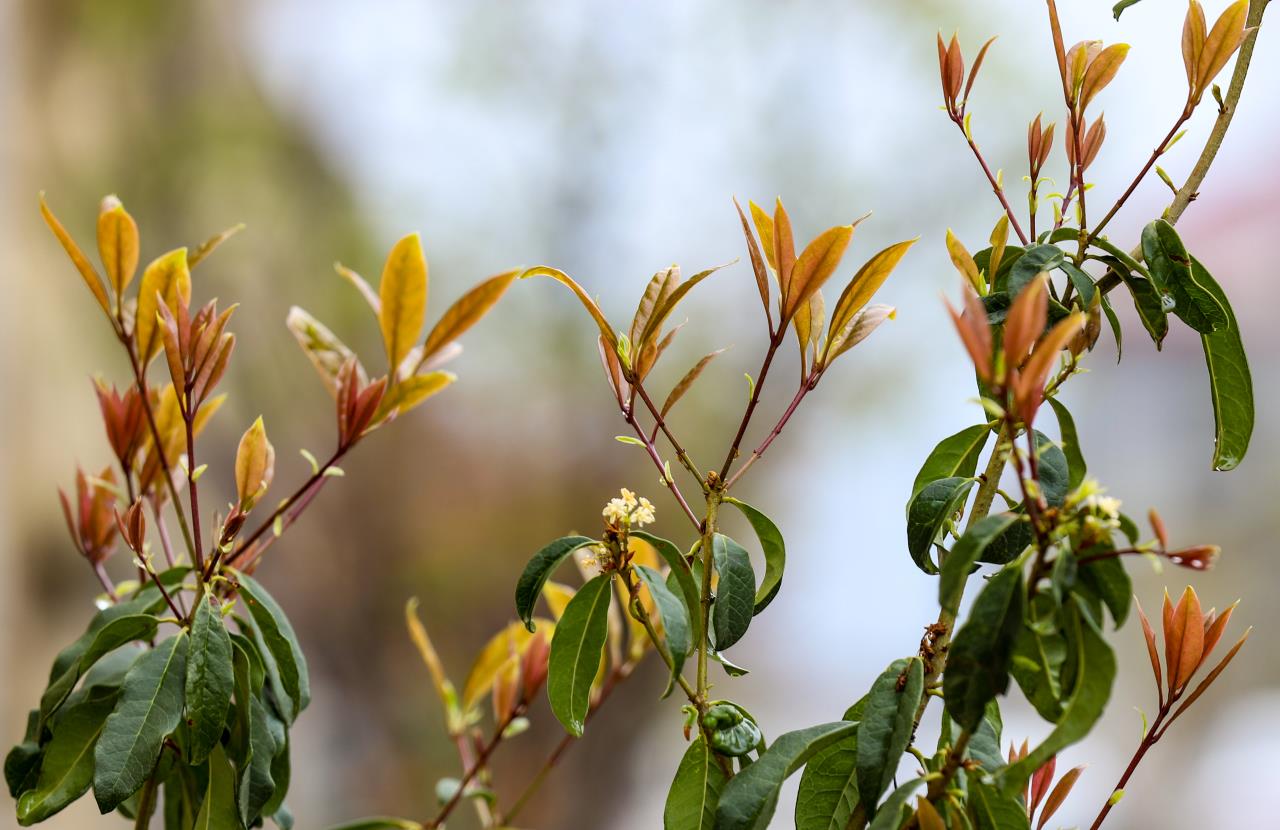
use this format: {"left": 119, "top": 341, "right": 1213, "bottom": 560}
{"left": 602, "top": 488, "right": 656, "bottom": 527}
{"left": 631, "top": 497, "right": 656, "bottom": 527}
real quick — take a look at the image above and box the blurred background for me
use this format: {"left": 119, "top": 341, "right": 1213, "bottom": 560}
{"left": 1, "top": 1, "right": 1275, "bottom": 827}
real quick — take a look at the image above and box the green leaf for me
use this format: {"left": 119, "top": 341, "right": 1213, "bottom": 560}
{"left": 663, "top": 736, "right": 728, "bottom": 830}
{"left": 969, "top": 778, "right": 1030, "bottom": 830}
{"left": 856, "top": 658, "right": 924, "bottom": 812}
{"left": 1076, "top": 554, "right": 1132, "bottom": 628}
{"left": 703, "top": 702, "right": 763, "bottom": 758}
{"left": 1046, "top": 398, "right": 1086, "bottom": 491}
{"left": 1059, "top": 261, "right": 1096, "bottom": 306}
{"left": 1006, "top": 244, "right": 1064, "bottom": 297}
{"left": 794, "top": 733, "right": 859, "bottom": 830}
{"left": 944, "top": 566, "right": 1024, "bottom": 731}
{"left": 326, "top": 820, "right": 423, "bottom": 830}
{"left": 967, "top": 699, "right": 1005, "bottom": 772}
{"left": 1141, "top": 220, "right": 1227, "bottom": 335}
{"left": 1100, "top": 291, "right": 1123, "bottom": 361}
{"left": 5, "top": 741, "right": 42, "bottom": 800}
{"left": 186, "top": 592, "right": 234, "bottom": 765}
{"left": 711, "top": 534, "right": 756, "bottom": 650}
{"left": 1033, "top": 430, "right": 1069, "bottom": 507}
{"left": 240, "top": 695, "right": 279, "bottom": 824}
{"left": 16, "top": 689, "right": 118, "bottom": 823}
{"left": 715, "top": 721, "right": 859, "bottom": 830}
{"left": 909, "top": 426, "right": 990, "bottom": 510}
{"left": 194, "top": 744, "right": 243, "bottom": 830}
{"left": 1193, "top": 257, "right": 1254, "bottom": 470}
{"left": 866, "top": 778, "right": 925, "bottom": 830}
{"left": 1112, "top": 0, "right": 1143, "bottom": 19}
{"left": 94, "top": 632, "right": 189, "bottom": 812}
{"left": 41, "top": 614, "right": 158, "bottom": 725}
{"left": 513, "top": 536, "right": 595, "bottom": 632}
{"left": 634, "top": 565, "right": 691, "bottom": 699}
{"left": 1115, "top": 262, "right": 1169, "bottom": 349}
{"left": 939, "top": 513, "right": 1020, "bottom": 618}
{"left": 906, "top": 477, "right": 975, "bottom": 575}
{"left": 235, "top": 573, "right": 310, "bottom": 722}
{"left": 1011, "top": 618, "right": 1067, "bottom": 722}
{"left": 978, "top": 515, "right": 1033, "bottom": 566}
{"left": 723, "top": 498, "right": 786, "bottom": 614}
{"left": 547, "top": 573, "right": 612, "bottom": 736}
{"left": 633, "top": 530, "right": 702, "bottom": 645}
{"left": 997, "top": 600, "right": 1116, "bottom": 795}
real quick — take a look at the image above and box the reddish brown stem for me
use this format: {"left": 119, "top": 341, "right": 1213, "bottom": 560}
{"left": 1088, "top": 704, "right": 1171, "bottom": 830}
{"left": 622, "top": 402, "right": 700, "bottom": 529}
{"left": 428, "top": 704, "right": 526, "bottom": 829}
{"left": 719, "top": 333, "right": 784, "bottom": 481}
{"left": 1089, "top": 113, "right": 1190, "bottom": 243}
{"left": 723, "top": 376, "right": 814, "bottom": 491}
{"left": 951, "top": 113, "right": 1030, "bottom": 245}
{"left": 224, "top": 448, "right": 346, "bottom": 571}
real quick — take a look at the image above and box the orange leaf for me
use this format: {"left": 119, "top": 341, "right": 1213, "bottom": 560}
{"left": 1183, "top": 1, "right": 1208, "bottom": 91}
{"left": 1005, "top": 277, "right": 1048, "bottom": 369}
{"left": 97, "top": 195, "right": 140, "bottom": 299}
{"left": 784, "top": 224, "right": 853, "bottom": 323}
{"left": 1197, "top": 0, "right": 1249, "bottom": 97}
{"left": 773, "top": 198, "right": 796, "bottom": 302}
{"left": 420, "top": 269, "right": 519, "bottom": 365}
{"left": 1134, "top": 597, "right": 1164, "bottom": 698}
{"left": 1079, "top": 43, "right": 1130, "bottom": 111}
{"left": 1170, "top": 586, "right": 1205, "bottom": 690}
{"left": 40, "top": 194, "right": 112, "bottom": 317}
{"left": 734, "top": 198, "right": 772, "bottom": 326}
{"left": 1037, "top": 766, "right": 1085, "bottom": 830}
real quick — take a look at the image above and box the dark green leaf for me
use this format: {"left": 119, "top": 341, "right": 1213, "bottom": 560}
{"left": 969, "top": 778, "right": 1030, "bottom": 830}
{"left": 939, "top": 513, "right": 1020, "bottom": 618}
{"left": 41, "top": 614, "right": 158, "bottom": 725}
{"left": 906, "top": 477, "right": 975, "bottom": 575}
{"left": 1011, "top": 620, "right": 1066, "bottom": 722}
{"left": 724, "top": 498, "right": 786, "bottom": 614}
{"left": 968, "top": 700, "right": 1004, "bottom": 772}
{"left": 703, "top": 702, "right": 763, "bottom": 758}
{"left": 909, "top": 426, "right": 990, "bottom": 510}
{"left": 16, "top": 690, "right": 118, "bottom": 823}
{"left": 634, "top": 565, "right": 691, "bottom": 699}
{"left": 710, "top": 648, "right": 750, "bottom": 678}
{"left": 1115, "top": 263, "right": 1169, "bottom": 349}
{"left": 715, "top": 721, "right": 859, "bottom": 830}
{"left": 1007, "top": 244, "right": 1064, "bottom": 297}
{"left": 1141, "top": 220, "right": 1227, "bottom": 334}
{"left": 664, "top": 736, "right": 727, "bottom": 830}
{"left": 1059, "top": 261, "right": 1095, "bottom": 306}
{"left": 547, "top": 573, "right": 612, "bottom": 736}
{"left": 5, "top": 742, "right": 42, "bottom": 799}
{"left": 194, "top": 744, "right": 243, "bottom": 830}
{"left": 998, "top": 601, "right": 1116, "bottom": 794}
{"left": 235, "top": 573, "right": 309, "bottom": 722}
{"left": 1100, "top": 291, "right": 1122, "bottom": 361}
{"left": 856, "top": 658, "right": 924, "bottom": 812}
{"left": 1076, "top": 555, "right": 1131, "bottom": 628}
{"left": 513, "top": 535, "right": 595, "bottom": 632}
{"left": 978, "top": 514, "right": 1032, "bottom": 566}
{"left": 1033, "top": 430, "right": 1069, "bottom": 507}
{"left": 634, "top": 530, "right": 702, "bottom": 645}
{"left": 944, "top": 566, "right": 1024, "bottom": 731}
{"left": 1112, "top": 0, "right": 1143, "bottom": 19}
{"left": 1193, "top": 257, "right": 1254, "bottom": 470}
{"left": 866, "top": 778, "right": 925, "bottom": 830}
{"left": 711, "top": 534, "right": 756, "bottom": 650}
{"left": 794, "top": 733, "right": 859, "bottom": 830}
{"left": 1046, "top": 398, "right": 1086, "bottom": 491}
{"left": 187, "top": 591, "right": 234, "bottom": 765}
{"left": 94, "top": 632, "right": 189, "bottom": 812}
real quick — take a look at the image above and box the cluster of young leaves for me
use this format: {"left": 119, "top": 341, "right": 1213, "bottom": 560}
{"left": 7, "top": 197, "right": 513, "bottom": 827}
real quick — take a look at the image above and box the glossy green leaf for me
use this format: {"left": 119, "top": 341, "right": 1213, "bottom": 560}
{"left": 5, "top": 741, "right": 41, "bottom": 800}
{"left": 634, "top": 565, "right": 691, "bottom": 699}
{"left": 1059, "top": 261, "right": 1096, "bottom": 306}
{"left": 939, "top": 513, "right": 1020, "bottom": 618}
{"left": 856, "top": 658, "right": 924, "bottom": 812}
{"left": 94, "top": 632, "right": 189, "bottom": 812}
{"left": 193, "top": 744, "right": 243, "bottom": 830}
{"left": 326, "top": 820, "right": 423, "bottom": 830}
{"left": 1194, "top": 257, "right": 1254, "bottom": 470}
{"left": 186, "top": 591, "right": 234, "bottom": 765}
{"left": 1033, "top": 430, "right": 1069, "bottom": 507}
{"left": 998, "top": 601, "right": 1116, "bottom": 794}
{"left": 1100, "top": 291, "right": 1122, "bottom": 361}
{"left": 711, "top": 534, "right": 756, "bottom": 650}
{"left": 547, "top": 573, "right": 612, "bottom": 736}
{"left": 41, "top": 614, "right": 158, "bottom": 725}
{"left": 969, "top": 779, "right": 1030, "bottom": 830}
{"left": 1006, "top": 244, "right": 1063, "bottom": 297}
{"left": 1141, "top": 220, "right": 1227, "bottom": 335}
{"left": 724, "top": 498, "right": 786, "bottom": 614}
{"left": 514, "top": 536, "right": 595, "bottom": 632}
{"left": 235, "top": 573, "right": 309, "bottom": 722}
{"left": 715, "top": 721, "right": 859, "bottom": 830}
{"left": 794, "top": 733, "right": 859, "bottom": 830}
{"left": 1046, "top": 398, "right": 1086, "bottom": 490}
{"left": 633, "top": 530, "right": 702, "bottom": 645}
{"left": 16, "top": 690, "right": 117, "bottom": 823}
{"left": 865, "top": 778, "right": 925, "bottom": 830}
{"left": 944, "top": 566, "right": 1024, "bottom": 731}
{"left": 1076, "top": 554, "right": 1132, "bottom": 628}
{"left": 703, "top": 702, "right": 763, "bottom": 758}
{"left": 663, "top": 736, "right": 727, "bottom": 830}
{"left": 1115, "top": 263, "right": 1169, "bottom": 349}
{"left": 1112, "top": 0, "right": 1143, "bottom": 19}
{"left": 909, "top": 425, "right": 990, "bottom": 510}
{"left": 906, "top": 477, "right": 975, "bottom": 575}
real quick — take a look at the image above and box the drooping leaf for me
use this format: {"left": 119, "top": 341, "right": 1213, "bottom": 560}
{"left": 41, "top": 614, "right": 159, "bottom": 725}
{"left": 716, "top": 721, "right": 860, "bottom": 830}
{"left": 16, "top": 690, "right": 117, "bottom": 823}
{"left": 93, "top": 632, "right": 189, "bottom": 812}
{"left": 1193, "top": 257, "right": 1253, "bottom": 470}
{"left": 723, "top": 498, "right": 786, "bottom": 614}
{"left": 633, "top": 531, "right": 702, "bottom": 645}
{"left": 939, "top": 512, "right": 1021, "bottom": 618}
{"left": 1141, "top": 220, "right": 1227, "bottom": 335}
{"left": 39, "top": 194, "right": 112, "bottom": 316}
{"left": 998, "top": 601, "right": 1116, "bottom": 794}
{"left": 378, "top": 233, "right": 428, "bottom": 373}
{"left": 906, "top": 477, "right": 975, "bottom": 575}
{"left": 634, "top": 565, "right": 691, "bottom": 699}
{"left": 944, "top": 566, "right": 1024, "bottom": 731}
{"left": 514, "top": 536, "right": 596, "bottom": 632}
{"left": 856, "top": 658, "right": 924, "bottom": 812}
{"left": 6, "top": 741, "right": 42, "bottom": 800}
{"left": 547, "top": 573, "right": 612, "bottom": 736}
{"left": 794, "top": 732, "right": 859, "bottom": 830}
{"left": 193, "top": 744, "right": 243, "bottom": 830}
{"left": 1033, "top": 430, "right": 1070, "bottom": 507}
{"left": 663, "top": 736, "right": 728, "bottom": 830}
{"left": 1058, "top": 261, "right": 1095, "bottom": 307}
{"left": 711, "top": 534, "right": 756, "bottom": 651}
{"left": 235, "top": 574, "right": 309, "bottom": 722}
{"left": 1112, "top": 0, "right": 1143, "bottom": 20}
{"left": 1046, "top": 398, "right": 1086, "bottom": 490}
{"left": 1115, "top": 264, "right": 1169, "bottom": 349}
{"left": 909, "top": 426, "right": 990, "bottom": 509}
{"left": 522, "top": 266, "right": 617, "bottom": 349}
{"left": 186, "top": 591, "right": 234, "bottom": 765}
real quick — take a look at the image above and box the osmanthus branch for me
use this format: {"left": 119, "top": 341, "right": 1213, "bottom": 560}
{"left": 427, "top": 703, "right": 528, "bottom": 829}
{"left": 949, "top": 111, "right": 1031, "bottom": 246}
{"left": 621, "top": 565, "right": 700, "bottom": 704}
{"left": 630, "top": 379, "right": 704, "bottom": 485}
{"left": 718, "top": 331, "right": 786, "bottom": 482}
{"left": 722, "top": 375, "right": 815, "bottom": 491}
{"left": 620, "top": 399, "right": 701, "bottom": 530}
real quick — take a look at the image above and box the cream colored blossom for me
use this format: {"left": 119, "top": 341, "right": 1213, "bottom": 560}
{"left": 602, "top": 488, "right": 656, "bottom": 527}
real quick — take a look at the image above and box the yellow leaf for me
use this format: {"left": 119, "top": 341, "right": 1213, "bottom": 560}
{"left": 188, "top": 223, "right": 244, "bottom": 269}
{"left": 784, "top": 225, "right": 853, "bottom": 323}
{"left": 629, "top": 266, "right": 678, "bottom": 352}
{"left": 96, "top": 195, "right": 139, "bottom": 299}
{"left": 39, "top": 194, "right": 112, "bottom": 317}
{"left": 522, "top": 266, "right": 617, "bottom": 350}
{"left": 461, "top": 620, "right": 549, "bottom": 714}
{"left": 773, "top": 198, "right": 797, "bottom": 301}
{"left": 1197, "top": 0, "right": 1248, "bottom": 96}
{"left": 370, "top": 370, "right": 456, "bottom": 426}
{"left": 379, "top": 233, "right": 428, "bottom": 373}
{"left": 1182, "top": 1, "right": 1208, "bottom": 91}
{"left": 945, "top": 229, "right": 983, "bottom": 294}
{"left": 825, "top": 239, "right": 917, "bottom": 348}
{"left": 1079, "top": 43, "right": 1129, "bottom": 110}
{"left": 420, "top": 269, "right": 518, "bottom": 364}
{"left": 135, "top": 248, "right": 192, "bottom": 365}
{"left": 748, "top": 200, "right": 778, "bottom": 275}
{"left": 989, "top": 216, "right": 1010, "bottom": 281}
{"left": 542, "top": 581, "right": 575, "bottom": 620}
{"left": 335, "top": 262, "right": 381, "bottom": 317}
{"left": 405, "top": 597, "right": 457, "bottom": 716}
{"left": 234, "top": 416, "right": 275, "bottom": 511}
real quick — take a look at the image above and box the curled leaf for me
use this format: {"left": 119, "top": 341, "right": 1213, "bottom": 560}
{"left": 522, "top": 266, "right": 617, "bottom": 350}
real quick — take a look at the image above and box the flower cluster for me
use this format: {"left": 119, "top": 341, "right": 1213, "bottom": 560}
{"left": 601, "top": 488, "right": 656, "bottom": 528}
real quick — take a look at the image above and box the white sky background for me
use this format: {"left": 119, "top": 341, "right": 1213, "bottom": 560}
{"left": 243, "top": 1, "right": 1280, "bottom": 827}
